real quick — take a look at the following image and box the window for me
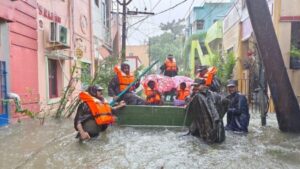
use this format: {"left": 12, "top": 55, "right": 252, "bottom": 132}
{"left": 290, "top": 22, "right": 300, "bottom": 69}
{"left": 81, "top": 62, "right": 91, "bottom": 87}
{"left": 196, "top": 20, "right": 204, "bottom": 30}
{"left": 95, "top": 0, "right": 99, "bottom": 7}
{"left": 48, "top": 59, "right": 58, "bottom": 98}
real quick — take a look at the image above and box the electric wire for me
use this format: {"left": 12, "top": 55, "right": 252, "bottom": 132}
{"left": 128, "top": 0, "right": 188, "bottom": 29}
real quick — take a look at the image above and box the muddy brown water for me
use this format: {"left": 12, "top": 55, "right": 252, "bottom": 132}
{"left": 0, "top": 113, "right": 300, "bottom": 169}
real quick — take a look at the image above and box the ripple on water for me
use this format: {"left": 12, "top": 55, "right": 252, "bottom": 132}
{"left": 1, "top": 113, "right": 300, "bottom": 169}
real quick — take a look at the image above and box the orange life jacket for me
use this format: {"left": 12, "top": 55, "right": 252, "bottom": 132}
{"left": 145, "top": 87, "right": 161, "bottom": 104}
{"left": 196, "top": 66, "right": 217, "bottom": 86}
{"left": 177, "top": 88, "right": 190, "bottom": 100}
{"left": 114, "top": 66, "right": 135, "bottom": 92}
{"left": 164, "top": 59, "right": 177, "bottom": 71}
{"left": 79, "top": 92, "right": 115, "bottom": 125}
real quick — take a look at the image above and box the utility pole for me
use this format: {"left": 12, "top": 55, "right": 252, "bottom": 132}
{"left": 117, "top": 0, "right": 132, "bottom": 62}
{"left": 116, "top": 0, "right": 154, "bottom": 62}
{"left": 245, "top": 0, "right": 300, "bottom": 132}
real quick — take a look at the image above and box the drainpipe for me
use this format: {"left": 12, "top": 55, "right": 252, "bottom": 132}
{"left": 7, "top": 93, "right": 22, "bottom": 112}
{"left": 89, "top": 0, "right": 95, "bottom": 74}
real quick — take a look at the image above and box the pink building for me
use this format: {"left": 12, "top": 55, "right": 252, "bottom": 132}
{"left": 37, "top": 0, "right": 93, "bottom": 111}
{"left": 0, "top": 0, "right": 39, "bottom": 125}
{"left": 0, "top": 0, "right": 119, "bottom": 125}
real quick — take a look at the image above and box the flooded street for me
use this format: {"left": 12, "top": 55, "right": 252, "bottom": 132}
{"left": 1, "top": 112, "right": 300, "bottom": 169}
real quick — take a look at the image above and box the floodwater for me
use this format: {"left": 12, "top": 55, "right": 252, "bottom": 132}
{"left": 0, "top": 113, "right": 300, "bottom": 169}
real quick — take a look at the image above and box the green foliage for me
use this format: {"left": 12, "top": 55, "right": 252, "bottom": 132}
{"left": 134, "top": 65, "right": 145, "bottom": 78}
{"left": 55, "top": 56, "right": 119, "bottom": 119}
{"left": 149, "top": 32, "right": 184, "bottom": 64}
{"left": 92, "top": 56, "right": 119, "bottom": 94}
{"left": 56, "top": 63, "right": 78, "bottom": 118}
{"left": 17, "top": 109, "right": 35, "bottom": 118}
{"left": 290, "top": 46, "right": 300, "bottom": 58}
{"left": 159, "top": 19, "right": 185, "bottom": 36}
{"left": 149, "top": 18, "right": 185, "bottom": 73}
{"left": 80, "top": 62, "right": 92, "bottom": 86}
{"left": 209, "top": 52, "right": 236, "bottom": 86}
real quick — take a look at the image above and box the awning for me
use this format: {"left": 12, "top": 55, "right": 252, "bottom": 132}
{"left": 45, "top": 50, "right": 73, "bottom": 60}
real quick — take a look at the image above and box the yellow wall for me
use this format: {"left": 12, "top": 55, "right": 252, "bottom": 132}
{"left": 277, "top": 0, "right": 300, "bottom": 100}
{"left": 126, "top": 45, "right": 150, "bottom": 67}
{"left": 267, "top": 0, "right": 300, "bottom": 111}
{"left": 223, "top": 22, "right": 244, "bottom": 87}
{"left": 281, "top": 0, "right": 300, "bottom": 16}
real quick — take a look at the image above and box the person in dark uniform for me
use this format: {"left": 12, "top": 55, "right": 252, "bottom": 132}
{"left": 187, "top": 78, "right": 228, "bottom": 143}
{"left": 108, "top": 63, "right": 145, "bottom": 105}
{"left": 74, "top": 85, "right": 126, "bottom": 140}
{"left": 225, "top": 80, "right": 250, "bottom": 133}
{"left": 160, "top": 54, "right": 178, "bottom": 77}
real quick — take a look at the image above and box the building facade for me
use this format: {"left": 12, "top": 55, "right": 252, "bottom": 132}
{"left": 223, "top": 0, "right": 300, "bottom": 112}
{"left": 186, "top": 2, "right": 233, "bottom": 37}
{"left": 37, "top": 0, "right": 94, "bottom": 111}
{"left": 275, "top": 0, "right": 300, "bottom": 102}
{"left": 0, "top": 0, "right": 38, "bottom": 125}
{"left": 126, "top": 45, "right": 149, "bottom": 69}
{"left": 0, "top": 0, "right": 119, "bottom": 125}
{"left": 185, "top": 1, "right": 233, "bottom": 77}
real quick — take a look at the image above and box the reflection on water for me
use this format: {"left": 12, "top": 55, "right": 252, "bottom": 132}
{"left": 1, "top": 113, "right": 300, "bottom": 169}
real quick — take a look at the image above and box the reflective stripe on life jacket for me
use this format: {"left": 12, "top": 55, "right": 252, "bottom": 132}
{"left": 114, "top": 66, "right": 135, "bottom": 91}
{"left": 177, "top": 88, "right": 190, "bottom": 100}
{"left": 164, "top": 59, "right": 177, "bottom": 71}
{"left": 79, "top": 92, "right": 115, "bottom": 125}
{"left": 145, "top": 87, "right": 161, "bottom": 104}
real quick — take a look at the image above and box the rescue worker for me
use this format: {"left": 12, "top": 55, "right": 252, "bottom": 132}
{"left": 74, "top": 85, "right": 126, "bottom": 141}
{"left": 174, "top": 82, "right": 190, "bottom": 106}
{"left": 196, "top": 65, "right": 220, "bottom": 92}
{"left": 225, "top": 80, "right": 250, "bottom": 133}
{"left": 185, "top": 79, "right": 203, "bottom": 104}
{"left": 144, "top": 80, "right": 163, "bottom": 105}
{"left": 160, "top": 54, "right": 178, "bottom": 77}
{"left": 108, "top": 63, "right": 145, "bottom": 105}
{"left": 186, "top": 78, "right": 229, "bottom": 143}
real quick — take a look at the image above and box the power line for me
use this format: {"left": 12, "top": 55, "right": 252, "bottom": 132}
{"left": 184, "top": 0, "right": 196, "bottom": 18}
{"left": 155, "top": 0, "right": 188, "bottom": 15}
{"left": 126, "top": 0, "right": 163, "bottom": 38}
{"left": 128, "top": 0, "right": 188, "bottom": 28}
{"left": 128, "top": 0, "right": 162, "bottom": 28}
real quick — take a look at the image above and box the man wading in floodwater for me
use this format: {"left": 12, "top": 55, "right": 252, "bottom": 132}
{"left": 74, "top": 85, "right": 126, "bottom": 141}
{"left": 186, "top": 78, "right": 229, "bottom": 143}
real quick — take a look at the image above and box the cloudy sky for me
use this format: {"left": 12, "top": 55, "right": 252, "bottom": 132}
{"left": 126, "top": 0, "right": 231, "bottom": 45}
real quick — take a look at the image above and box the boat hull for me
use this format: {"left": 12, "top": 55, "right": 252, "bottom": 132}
{"left": 115, "top": 105, "right": 191, "bottom": 127}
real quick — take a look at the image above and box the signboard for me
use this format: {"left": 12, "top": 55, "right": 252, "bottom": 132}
{"left": 37, "top": 3, "right": 61, "bottom": 23}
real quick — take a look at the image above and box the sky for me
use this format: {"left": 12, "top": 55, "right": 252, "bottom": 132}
{"left": 126, "top": 0, "right": 204, "bottom": 45}
{"left": 126, "top": 0, "right": 231, "bottom": 45}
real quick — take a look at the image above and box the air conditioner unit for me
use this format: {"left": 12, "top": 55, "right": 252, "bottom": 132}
{"left": 49, "top": 22, "right": 69, "bottom": 47}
